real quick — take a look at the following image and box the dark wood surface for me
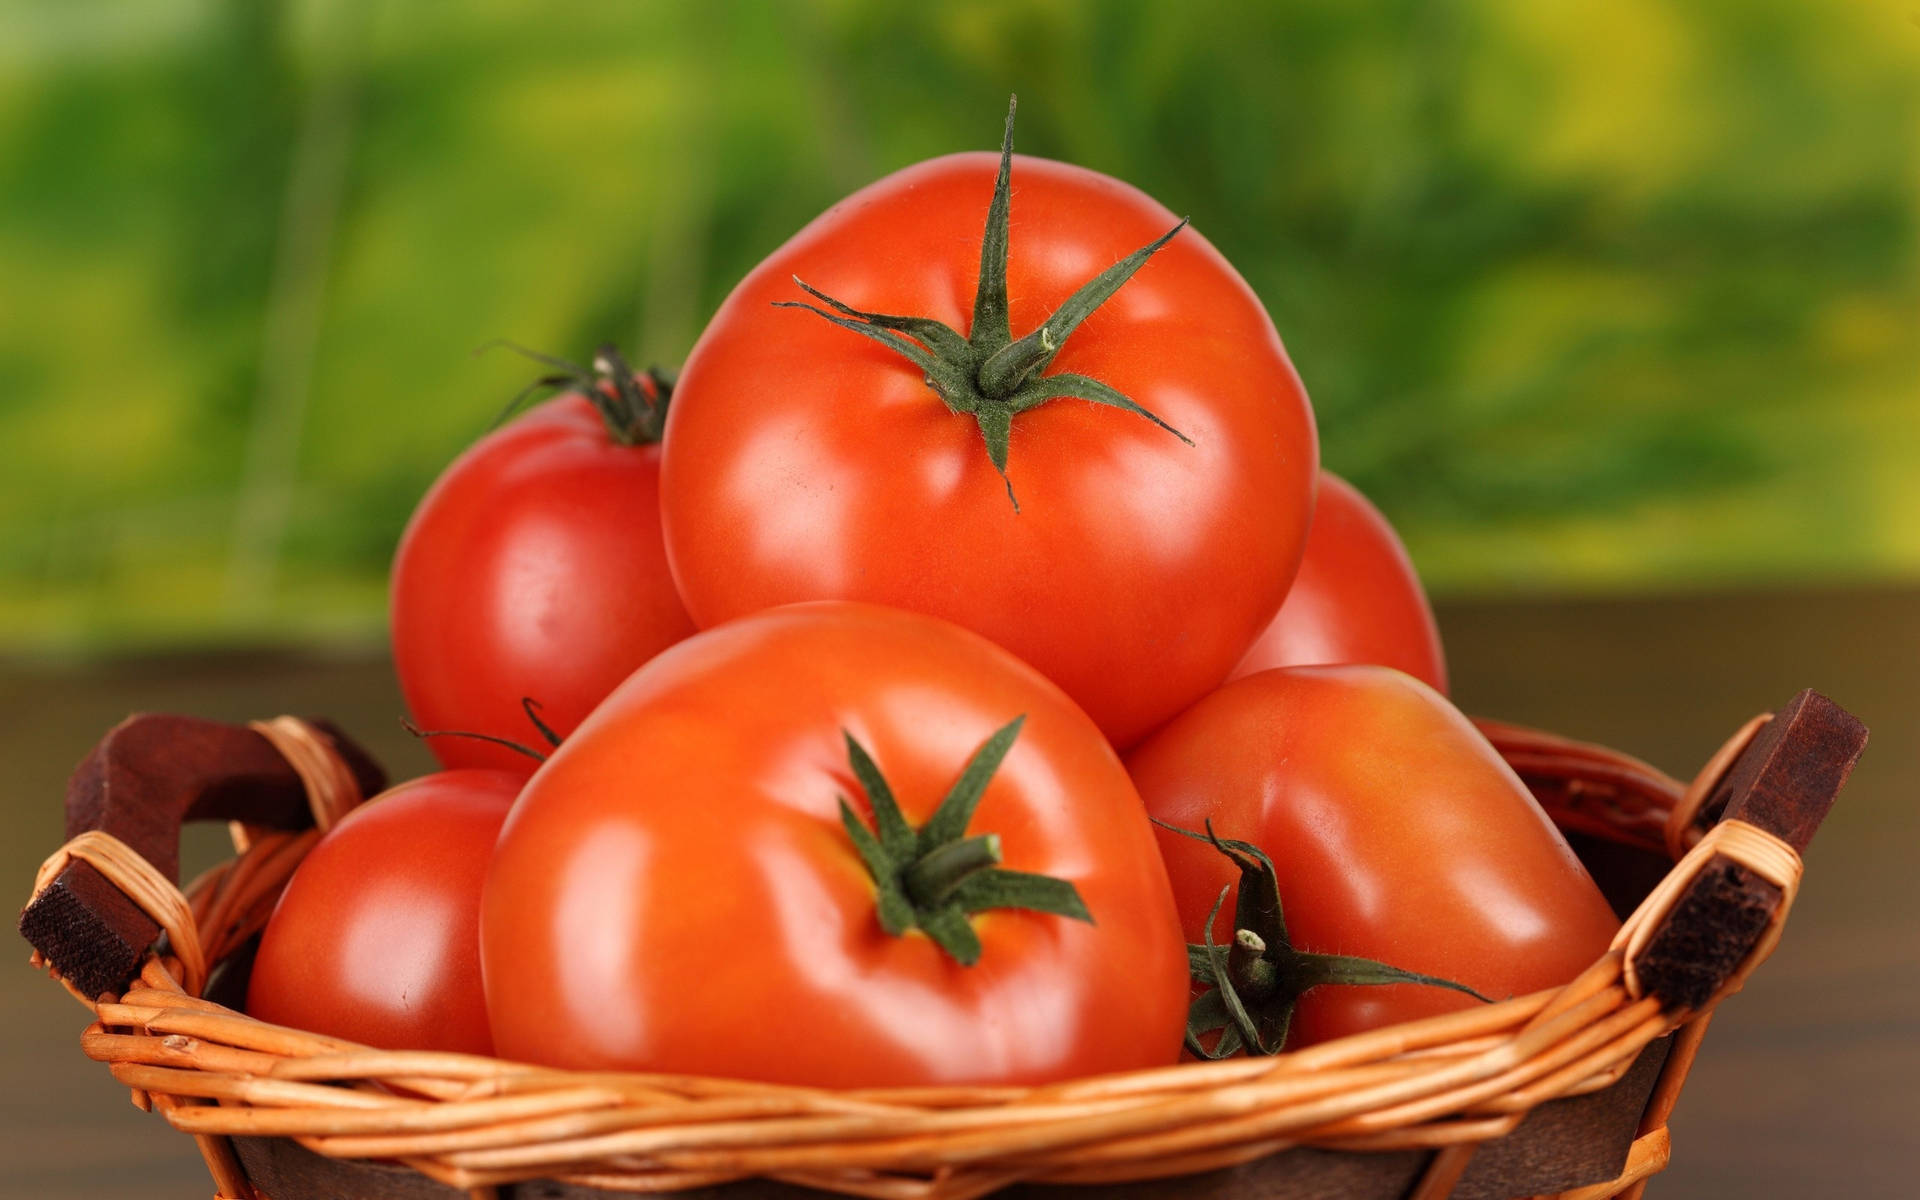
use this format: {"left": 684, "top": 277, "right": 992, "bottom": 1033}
{"left": 3, "top": 585, "right": 1916, "bottom": 1198}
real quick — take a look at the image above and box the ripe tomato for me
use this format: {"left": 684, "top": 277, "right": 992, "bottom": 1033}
{"left": 481, "top": 601, "right": 1189, "bottom": 1087}
{"left": 392, "top": 349, "right": 695, "bottom": 772}
{"left": 661, "top": 103, "right": 1317, "bottom": 748}
{"left": 1127, "top": 665, "right": 1618, "bottom": 1049}
{"left": 247, "top": 769, "right": 524, "bottom": 1054}
{"left": 1230, "top": 471, "right": 1448, "bottom": 693}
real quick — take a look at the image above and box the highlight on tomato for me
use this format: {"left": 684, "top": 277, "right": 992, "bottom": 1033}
{"left": 391, "top": 345, "right": 696, "bottom": 773}
{"left": 1127, "top": 664, "right": 1620, "bottom": 1049}
{"left": 1231, "top": 470, "right": 1448, "bottom": 693}
{"left": 661, "top": 99, "right": 1318, "bottom": 748}
{"left": 481, "top": 600, "right": 1191, "bottom": 1087}
{"left": 247, "top": 768, "right": 526, "bottom": 1054}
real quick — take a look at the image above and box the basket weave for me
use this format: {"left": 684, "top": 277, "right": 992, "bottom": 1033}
{"left": 29, "top": 713, "right": 1805, "bottom": 1200}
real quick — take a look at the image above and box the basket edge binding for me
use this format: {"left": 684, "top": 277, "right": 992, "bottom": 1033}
{"left": 19, "top": 691, "right": 1868, "bottom": 1200}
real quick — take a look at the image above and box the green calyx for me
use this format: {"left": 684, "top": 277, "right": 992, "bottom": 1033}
{"left": 1158, "top": 820, "right": 1491, "bottom": 1059}
{"left": 775, "top": 96, "right": 1193, "bottom": 511}
{"left": 838, "top": 716, "right": 1093, "bottom": 965}
{"left": 483, "top": 340, "right": 677, "bottom": 446}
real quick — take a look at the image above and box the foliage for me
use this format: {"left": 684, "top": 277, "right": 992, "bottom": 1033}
{"left": 0, "top": 0, "right": 1915, "bottom": 649}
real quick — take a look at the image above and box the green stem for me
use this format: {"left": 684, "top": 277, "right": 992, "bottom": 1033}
{"left": 1229, "top": 929, "right": 1278, "bottom": 1000}
{"left": 903, "top": 833, "right": 1003, "bottom": 906}
{"left": 1158, "top": 818, "right": 1492, "bottom": 1058}
{"left": 976, "top": 324, "right": 1056, "bottom": 397}
{"left": 399, "top": 717, "right": 547, "bottom": 764}
{"left": 773, "top": 96, "right": 1191, "bottom": 509}
{"left": 838, "top": 720, "right": 1090, "bottom": 966}
{"left": 480, "top": 340, "right": 675, "bottom": 446}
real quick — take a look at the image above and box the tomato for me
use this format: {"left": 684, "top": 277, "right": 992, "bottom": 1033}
{"left": 660, "top": 102, "right": 1317, "bottom": 748}
{"left": 392, "top": 348, "right": 696, "bottom": 771}
{"left": 481, "top": 601, "right": 1189, "bottom": 1087}
{"left": 1127, "top": 665, "right": 1619, "bottom": 1049}
{"left": 1230, "top": 471, "right": 1448, "bottom": 693}
{"left": 247, "top": 769, "right": 524, "bottom": 1054}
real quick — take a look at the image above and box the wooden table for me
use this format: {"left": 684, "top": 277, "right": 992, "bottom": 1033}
{"left": 4, "top": 586, "right": 1914, "bottom": 1198}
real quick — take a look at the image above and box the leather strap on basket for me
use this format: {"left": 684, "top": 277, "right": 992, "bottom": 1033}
{"left": 1664, "top": 713, "right": 1772, "bottom": 861}
{"left": 248, "top": 717, "right": 363, "bottom": 834}
{"left": 32, "top": 830, "right": 211, "bottom": 999}
{"left": 1613, "top": 818, "right": 1802, "bottom": 1008}
{"left": 28, "top": 716, "right": 363, "bottom": 1003}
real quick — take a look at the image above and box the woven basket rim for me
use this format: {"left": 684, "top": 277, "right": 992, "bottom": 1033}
{"left": 36, "top": 712, "right": 1798, "bottom": 1200}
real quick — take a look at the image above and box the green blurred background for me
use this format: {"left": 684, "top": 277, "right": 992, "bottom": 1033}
{"left": 2, "top": 0, "right": 1917, "bottom": 653}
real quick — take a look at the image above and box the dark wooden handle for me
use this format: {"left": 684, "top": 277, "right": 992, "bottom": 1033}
{"left": 17, "top": 714, "right": 387, "bottom": 1000}
{"left": 1631, "top": 689, "right": 1867, "bottom": 1010}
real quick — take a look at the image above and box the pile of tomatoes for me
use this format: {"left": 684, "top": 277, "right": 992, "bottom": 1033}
{"left": 246, "top": 102, "right": 1620, "bottom": 1088}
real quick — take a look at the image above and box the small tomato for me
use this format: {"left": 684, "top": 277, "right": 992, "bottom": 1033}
{"left": 247, "top": 768, "right": 524, "bottom": 1053}
{"left": 391, "top": 348, "right": 695, "bottom": 771}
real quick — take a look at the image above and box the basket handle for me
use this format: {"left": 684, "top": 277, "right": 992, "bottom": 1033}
{"left": 1630, "top": 689, "right": 1866, "bottom": 1011}
{"left": 17, "top": 714, "right": 387, "bottom": 1001}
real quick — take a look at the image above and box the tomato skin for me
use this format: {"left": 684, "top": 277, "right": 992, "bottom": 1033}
{"left": 1230, "top": 471, "right": 1448, "bottom": 693}
{"left": 1126, "top": 665, "right": 1618, "bottom": 1048}
{"left": 246, "top": 769, "right": 524, "bottom": 1054}
{"left": 661, "top": 152, "right": 1317, "bottom": 749}
{"left": 392, "top": 393, "right": 696, "bottom": 771}
{"left": 481, "top": 601, "right": 1189, "bottom": 1087}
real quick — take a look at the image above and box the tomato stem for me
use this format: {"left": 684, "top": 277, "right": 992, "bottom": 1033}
{"left": 771, "top": 95, "right": 1192, "bottom": 511}
{"left": 839, "top": 717, "right": 1092, "bottom": 966}
{"left": 902, "top": 833, "right": 1003, "bottom": 907}
{"left": 479, "top": 340, "right": 676, "bottom": 446}
{"left": 399, "top": 717, "right": 549, "bottom": 764}
{"left": 399, "top": 699, "right": 567, "bottom": 764}
{"left": 520, "top": 697, "right": 564, "bottom": 749}
{"left": 1156, "top": 818, "right": 1490, "bottom": 1058}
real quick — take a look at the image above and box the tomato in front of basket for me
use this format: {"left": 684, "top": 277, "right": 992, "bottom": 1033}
{"left": 660, "top": 100, "right": 1318, "bottom": 749}
{"left": 480, "top": 601, "right": 1190, "bottom": 1087}
{"left": 391, "top": 347, "right": 695, "bottom": 773}
{"left": 1128, "top": 665, "right": 1621, "bottom": 1051}
{"left": 248, "top": 768, "right": 526, "bottom": 1054}
{"left": 1229, "top": 470, "right": 1448, "bottom": 693}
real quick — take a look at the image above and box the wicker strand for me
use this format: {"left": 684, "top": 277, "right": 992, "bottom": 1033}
{"left": 1664, "top": 713, "right": 1771, "bottom": 860}
{"left": 248, "top": 717, "right": 363, "bottom": 832}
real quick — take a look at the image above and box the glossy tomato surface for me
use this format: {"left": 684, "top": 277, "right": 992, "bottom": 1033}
{"left": 1127, "top": 665, "right": 1618, "bottom": 1048}
{"left": 661, "top": 150, "right": 1317, "bottom": 748}
{"left": 392, "top": 393, "right": 695, "bottom": 771}
{"left": 247, "top": 769, "right": 524, "bottom": 1053}
{"left": 1231, "top": 471, "right": 1448, "bottom": 693}
{"left": 482, "top": 601, "right": 1189, "bottom": 1087}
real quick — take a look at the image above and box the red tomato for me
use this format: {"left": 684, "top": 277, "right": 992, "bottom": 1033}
{"left": 247, "top": 769, "right": 524, "bottom": 1053}
{"left": 482, "top": 601, "right": 1189, "bottom": 1087}
{"left": 392, "top": 351, "right": 695, "bottom": 771}
{"left": 1127, "top": 665, "right": 1618, "bottom": 1049}
{"left": 661, "top": 105, "right": 1316, "bottom": 748}
{"left": 1230, "top": 471, "right": 1448, "bottom": 693}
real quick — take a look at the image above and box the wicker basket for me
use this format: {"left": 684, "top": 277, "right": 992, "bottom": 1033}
{"left": 19, "top": 690, "right": 1865, "bottom": 1200}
